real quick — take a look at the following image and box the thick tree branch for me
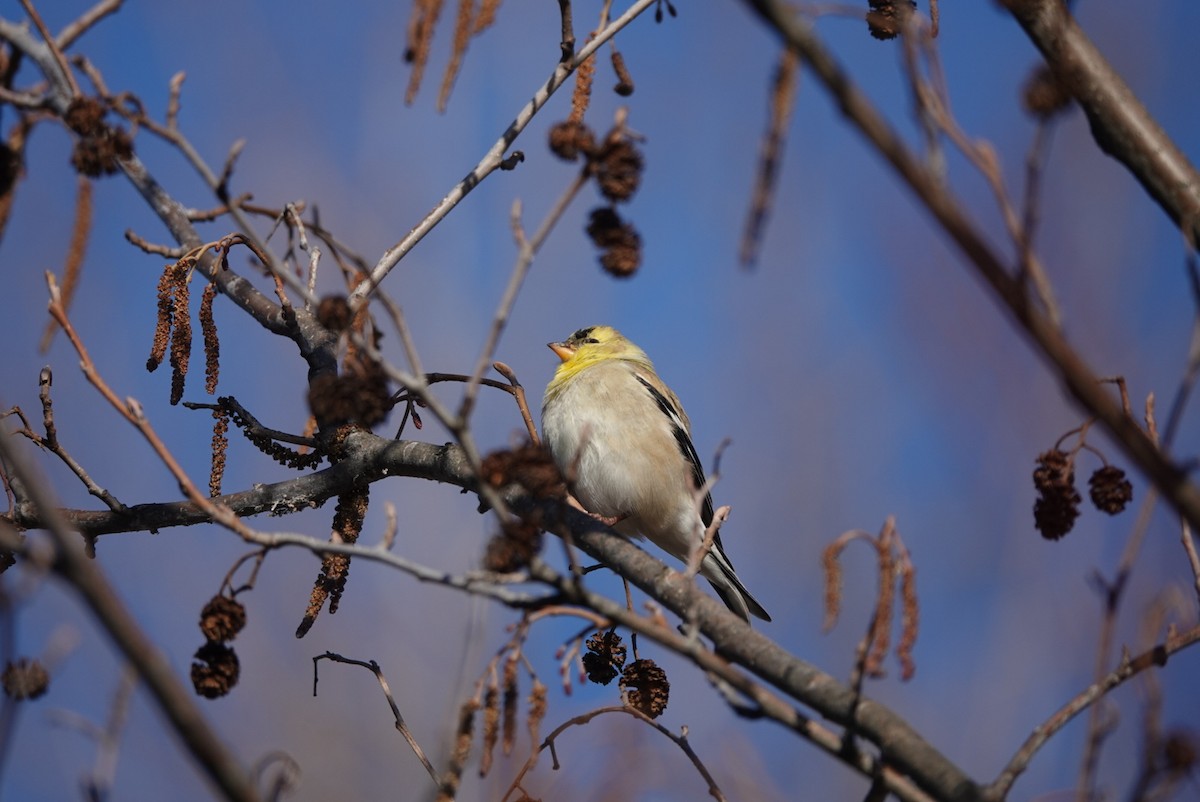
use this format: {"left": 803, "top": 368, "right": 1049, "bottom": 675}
{"left": 0, "top": 434, "right": 262, "bottom": 802}
{"left": 4, "top": 434, "right": 474, "bottom": 537}
{"left": 6, "top": 418, "right": 977, "bottom": 799}
{"left": 738, "top": 0, "right": 1200, "bottom": 538}
{"left": 1002, "top": 0, "right": 1200, "bottom": 245}
{"left": 539, "top": 504, "right": 984, "bottom": 802}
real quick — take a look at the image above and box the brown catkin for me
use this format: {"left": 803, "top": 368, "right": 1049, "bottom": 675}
{"left": 200, "top": 283, "right": 219, "bottom": 394}
{"left": 474, "top": 0, "right": 501, "bottom": 33}
{"left": 740, "top": 47, "right": 798, "bottom": 267}
{"left": 147, "top": 263, "right": 175, "bottom": 371}
{"left": 404, "top": 0, "right": 444, "bottom": 105}
{"left": 568, "top": 37, "right": 595, "bottom": 123}
{"left": 480, "top": 685, "right": 499, "bottom": 777}
{"left": 821, "top": 540, "right": 843, "bottom": 632}
{"left": 326, "top": 488, "right": 369, "bottom": 614}
{"left": 436, "top": 697, "right": 479, "bottom": 802}
{"left": 501, "top": 654, "right": 519, "bottom": 756}
{"left": 865, "top": 537, "right": 895, "bottom": 678}
{"left": 39, "top": 175, "right": 93, "bottom": 352}
{"left": 168, "top": 263, "right": 192, "bottom": 405}
{"left": 526, "top": 680, "right": 547, "bottom": 748}
{"left": 897, "top": 559, "right": 919, "bottom": 681}
{"left": 208, "top": 408, "right": 228, "bottom": 498}
{"left": 437, "top": 0, "right": 475, "bottom": 113}
{"left": 611, "top": 49, "right": 634, "bottom": 96}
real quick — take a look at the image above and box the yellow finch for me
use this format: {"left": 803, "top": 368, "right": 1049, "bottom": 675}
{"left": 541, "top": 326, "right": 770, "bottom": 622}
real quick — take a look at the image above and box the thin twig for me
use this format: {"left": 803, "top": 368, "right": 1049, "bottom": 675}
{"left": 124, "top": 229, "right": 185, "bottom": 257}
{"left": 0, "top": 421, "right": 261, "bottom": 802}
{"left": 349, "top": 0, "right": 656, "bottom": 307}
{"left": 459, "top": 158, "right": 592, "bottom": 424}
{"left": 684, "top": 506, "right": 728, "bottom": 582}
{"left": 55, "top": 0, "right": 123, "bottom": 50}
{"left": 557, "top": 0, "right": 575, "bottom": 61}
{"left": 3, "top": 369, "right": 128, "bottom": 514}
{"left": 502, "top": 705, "right": 728, "bottom": 802}
{"left": 740, "top": 46, "right": 799, "bottom": 267}
{"left": 313, "top": 652, "right": 441, "bottom": 789}
{"left": 492, "top": 362, "right": 540, "bottom": 445}
{"left": 740, "top": 0, "right": 1200, "bottom": 542}
{"left": 987, "top": 624, "right": 1200, "bottom": 800}
{"left": 896, "top": 11, "right": 1061, "bottom": 325}
{"left": 182, "top": 397, "right": 318, "bottom": 449}
{"left": 18, "top": 0, "right": 79, "bottom": 97}
{"left": 84, "top": 665, "right": 138, "bottom": 800}
{"left": 219, "top": 548, "right": 268, "bottom": 597}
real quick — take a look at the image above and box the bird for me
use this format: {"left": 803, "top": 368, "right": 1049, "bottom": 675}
{"left": 541, "top": 325, "right": 770, "bottom": 622}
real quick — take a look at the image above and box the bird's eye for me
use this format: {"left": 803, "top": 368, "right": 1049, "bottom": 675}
{"left": 582, "top": 337, "right": 599, "bottom": 344}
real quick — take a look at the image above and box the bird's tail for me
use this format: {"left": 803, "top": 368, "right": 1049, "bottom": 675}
{"left": 702, "top": 550, "right": 771, "bottom": 623}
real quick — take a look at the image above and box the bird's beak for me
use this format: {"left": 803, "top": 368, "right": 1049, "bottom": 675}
{"left": 548, "top": 342, "right": 575, "bottom": 362}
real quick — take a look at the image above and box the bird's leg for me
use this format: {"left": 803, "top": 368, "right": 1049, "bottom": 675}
{"left": 589, "top": 511, "right": 627, "bottom": 527}
{"left": 566, "top": 493, "right": 627, "bottom": 528}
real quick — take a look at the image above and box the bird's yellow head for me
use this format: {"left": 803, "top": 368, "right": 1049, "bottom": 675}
{"left": 547, "top": 326, "right": 651, "bottom": 384}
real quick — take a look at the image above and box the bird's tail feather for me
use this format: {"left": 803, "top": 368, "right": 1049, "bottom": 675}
{"left": 703, "top": 552, "right": 771, "bottom": 623}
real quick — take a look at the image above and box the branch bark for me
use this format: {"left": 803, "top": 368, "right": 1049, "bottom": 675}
{"left": 540, "top": 503, "right": 984, "bottom": 802}
{"left": 0, "top": 15, "right": 339, "bottom": 382}
{"left": 738, "top": 0, "right": 1200, "bottom": 540}
{"left": 5, "top": 435, "right": 473, "bottom": 537}
{"left": 1002, "top": 0, "right": 1200, "bottom": 245}
{"left": 0, "top": 434, "right": 262, "bottom": 802}
{"left": 8, "top": 422, "right": 978, "bottom": 799}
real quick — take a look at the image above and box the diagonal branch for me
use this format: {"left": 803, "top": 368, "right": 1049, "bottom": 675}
{"left": 0, "top": 15, "right": 338, "bottom": 380}
{"left": 348, "top": 0, "right": 657, "bottom": 307}
{"left": 525, "top": 501, "right": 984, "bottom": 802}
{"left": 2, "top": 437, "right": 471, "bottom": 537}
{"left": 986, "top": 623, "right": 1200, "bottom": 800}
{"left": 1001, "top": 0, "right": 1200, "bottom": 245}
{"left": 739, "top": 0, "right": 1200, "bottom": 541}
{"left": 6, "top": 418, "right": 980, "bottom": 800}
{"left": 0, "top": 432, "right": 262, "bottom": 802}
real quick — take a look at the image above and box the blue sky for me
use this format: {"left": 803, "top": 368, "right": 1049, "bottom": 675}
{"left": 2, "top": 2, "right": 1199, "bottom": 800}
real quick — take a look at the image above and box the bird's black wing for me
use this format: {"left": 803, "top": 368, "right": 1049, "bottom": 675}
{"left": 634, "top": 374, "right": 716, "bottom": 528}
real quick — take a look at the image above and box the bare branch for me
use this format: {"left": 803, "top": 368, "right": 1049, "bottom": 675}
{"left": 740, "top": 0, "right": 1200, "bottom": 543}
{"left": 987, "top": 624, "right": 1200, "bottom": 799}
{"left": 1002, "top": 0, "right": 1200, "bottom": 245}
{"left": 503, "top": 705, "right": 728, "bottom": 802}
{"left": 349, "top": 0, "right": 657, "bottom": 307}
{"left": 55, "top": 0, "right": 123, "bottom": 50}
{"left": 313, "top": 653, "right": 441, "bottom": 788}
{"left": 459, "top": 165, "right": 591, "bottom": 424}
{"left": 0, "top": 425, "right": 261, "bottom": 802}
{"left": 524, "top": 506, "right": 980, "bottom": 802}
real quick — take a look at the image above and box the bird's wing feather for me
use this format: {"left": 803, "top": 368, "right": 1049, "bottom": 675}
{"left": 633, "top": 364, "right": 770, "bottom": 623}
{"left": 633, "top": 373, "right": 717, "bottom": 529}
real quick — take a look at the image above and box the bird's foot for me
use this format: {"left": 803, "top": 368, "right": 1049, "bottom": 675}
{"left": 565, "top": 494, "right": 627, "bottom": 527}
{"left": 589, "top": 511, "right": 627, "bottom": 528}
